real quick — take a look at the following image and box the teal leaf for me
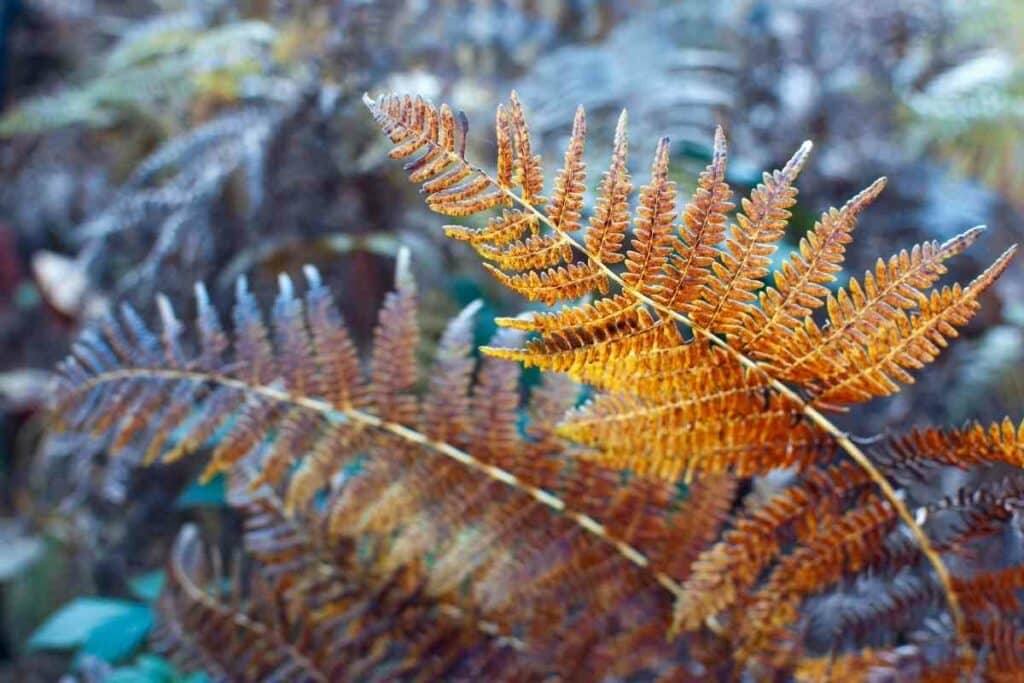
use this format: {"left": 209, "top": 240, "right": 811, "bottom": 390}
{"left": 28, "top": 598, "right": 144, "bottom": 650}
{"left": 82, "top": 605, "right": 152, "bottom": 662}
{"left": 176, "top": 474, "right": 226, "bottom": 508}
{"left": 129, "top": 570, "right": 166, "bottom": 602}
{"left": 104, "top": 654, "right": 200, "bottom": 683}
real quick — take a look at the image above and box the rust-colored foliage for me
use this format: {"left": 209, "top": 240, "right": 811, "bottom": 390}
{"left": 363, "top": 90, "right": 1024, "bottom": 678}
{"left": 44, "top": 93, "right": 1024, "bottom": 679}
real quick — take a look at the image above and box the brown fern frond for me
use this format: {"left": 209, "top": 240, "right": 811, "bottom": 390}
{"left": 370, "top": 249, "right": 419, "bottom": 426}
{"left": 673, "top": 461, "right": 872, "bottom": 633}
{"left": 955, "top": 566, "right": 1024, "bottom": 614}
{"left": 422, "top": 299, "right": 481, "bottom": 447}
{"left": 736, "top": 495, "right": 898, "bottom": 664}
{"left": 880, "top": 417, "right": 1024, "bottom": 473}
{"left": 525, "top": 372, "right": 578, "bottom": 448}
{"left": 153, "top": 525, "right": 331, "bottom": 682}
{"left": 53, "top": 255, "right": 759, "bottom": 678}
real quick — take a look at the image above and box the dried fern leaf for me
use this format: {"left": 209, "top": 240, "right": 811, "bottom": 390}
{"left": 366, "top": 92, "right": 1020, "bottom": 651}
{"left": 54, "top": 255, "right": 759, "bottom": 678}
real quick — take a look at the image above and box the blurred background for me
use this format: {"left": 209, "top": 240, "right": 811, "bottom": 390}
{"left": 0, "top": 0, "right": 1021, "bottom": 680}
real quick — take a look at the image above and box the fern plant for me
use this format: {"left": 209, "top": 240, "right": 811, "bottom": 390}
{"left": 45, "top": 94, "right": 1024, "bottom": 679}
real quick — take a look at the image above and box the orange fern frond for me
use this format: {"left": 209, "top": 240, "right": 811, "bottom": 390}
{"left": 622, "top": 136, "right": 677, "bottom": 296}
{"left": 366, "top": 90, "right": 1020, "bottom": 655}
{"left": 584, "top": 110, "right": 632, "bottom": 265}
{"left": 741, "top": 177, "right": 886, "bottom": 359}
{"left": 653, "top": 125, "right": 733, "bottom": 313}
{"left": 880, "top": 417, "right": 1024, "bottom": 473}
{"left": 688, "top": 139, "right": 811, "bottom": 337}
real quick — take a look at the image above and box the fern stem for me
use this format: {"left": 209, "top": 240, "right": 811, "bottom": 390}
{"left": 61, "top": 368, "right": 688, "bottom": 606}
{"left": 493, "top": 174, "right": 968, "bottom": 648}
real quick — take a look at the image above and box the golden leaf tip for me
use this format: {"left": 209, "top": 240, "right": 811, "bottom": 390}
{"left": 969, "top": 244, "right": 1017, "bottom": 291}
{"left": 845, "top": 176, "right": 887, "bottom": 213}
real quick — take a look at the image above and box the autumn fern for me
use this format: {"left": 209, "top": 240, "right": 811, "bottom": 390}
{"left": 42, "top": 92, "right": 1024, "bottom": 680}
{"left": 364, "top": 90, "right": 1024, "bottom": 676}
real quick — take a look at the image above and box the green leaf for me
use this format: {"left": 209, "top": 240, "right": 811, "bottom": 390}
{"left": 176, "top": 474, "right": 226, "bottom": 508}
{"left": 129, "top": 570, "right": 166, "bottom": 602}
{"left": 28, "top": 598, "right": 144, "bottom": 650}
{"left": 82, "top": 606, "right": 152, "bottom": 662}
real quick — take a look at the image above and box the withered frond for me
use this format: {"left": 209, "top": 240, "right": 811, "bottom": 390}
{"left": 366, "top": 90, "right": 1021, "bottom": 664}
{"left": 43, "top": 90, "right": 1024, "bottom": 680}
{"left": 52, "top": 254, "right": 744, "bottom": 678}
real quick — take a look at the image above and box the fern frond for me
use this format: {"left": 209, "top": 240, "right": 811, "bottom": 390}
{"left": 422, "top": 299, "right": 481, "bottom": 447}
{"left": 673, "top": 461, "right": 872, "bottom": 632}
{"left": 153, "top": 525, "right": 330, "bottom": 682}
{"left": 775, "top": 228, "right": 994, "bottom": 392}
{"left": 584, "top": 110, "right": 632, "bottom": 265}
{"left": 736, "top": 496, "right": 898, "bottom": 663}
{"left": 880, "top": 417, "right": 1024, "bottom": 473}
{"left": 561, "top": 387, "right": 828, "bottom": 479}
{"left": 622, "top": 137, "right": 678, "bottom": 295}
{"left": 444, "top": 209, "right": 539, "bottom": 247}
{"left": 367, "top": 91, "right": 1019, "bottom": 651}
{"left": 741, "top": 177, "right": 886, "bottom": 358}
{"left": 482, "top": 260, "right": 609, "bottom": 305}
{"left": 810, "top": 251, "right": 1015, "bottom": 407}
{"left": 654, "top": 125, "right": 733, "bottom": 312}
{"left": 687, "top": 139, "right": 812, "bottom": 337}
{"left": 370, "top": 250, "right": 419, "bottom": 427}
{"left": 53, "top": 255, "right": 765, "bottom": 677}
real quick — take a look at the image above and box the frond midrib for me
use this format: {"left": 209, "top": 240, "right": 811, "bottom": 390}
{"left": 62, "top": 366, "right": 688, "bottom": 605}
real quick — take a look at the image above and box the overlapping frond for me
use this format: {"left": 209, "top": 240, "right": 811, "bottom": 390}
{"left": 153, "top": 525, "right": 334, "bottom": 682}
{"left": 52, "top": 254, "right": 751, "bottom": 678}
